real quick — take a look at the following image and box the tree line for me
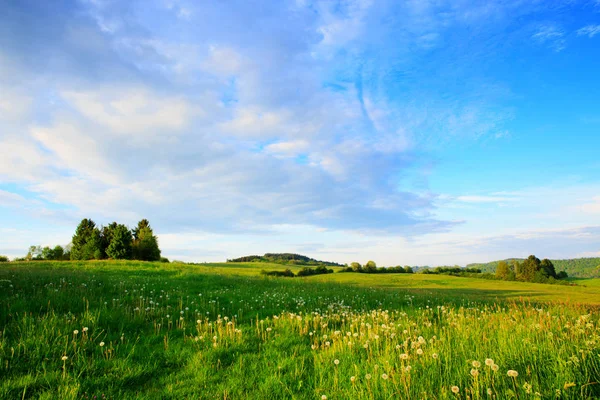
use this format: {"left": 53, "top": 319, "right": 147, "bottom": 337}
{"left": 340, "top": 261, "right": 414, "bottom": 274}
{"left": 495, "top": 255, "right": 567, "bottom": 283}
{"left": 12, "top": 218, "right": 164, "bottom": 262}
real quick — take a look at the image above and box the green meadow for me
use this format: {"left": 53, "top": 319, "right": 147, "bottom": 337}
{"left": 1, "top": 261, "right": 599, "bottom": 399}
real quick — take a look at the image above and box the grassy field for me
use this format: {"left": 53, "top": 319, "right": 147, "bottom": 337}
{"left": 1, "top": 261, "right": 599, "bottom": 399}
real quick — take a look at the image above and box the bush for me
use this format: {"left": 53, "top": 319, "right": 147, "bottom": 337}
{"left": 160, "top": 257, "right": 170, "bottom": 263}
{"left": 0, "top": 255, "right": 9, "bottom": 262}
{"left": 261, "top": 269, "right": 295, "bottom": 277}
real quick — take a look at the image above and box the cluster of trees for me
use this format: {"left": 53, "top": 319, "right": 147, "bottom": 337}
{"left": 340, "top": 261, "right": 414, "bottom": 274}
{"left": 70, "top": 218, "right": 162, "bottom": 261}
{"left": 0, "top": 255, "right": 9, "bottom": 262}
{"left": 421, "top": 266, "right": 482, "bottom": 275}
{"left": 495, "top": 255, "right": 568, "bottom": 283}
{"left": 228, "top": 253, "right": 344, "bottom": 267}
{"left": 260, "top": 266, "right": 334, "bottom": 278}
{"left": 15, "top": 218, "right": 163, "bottom": 262}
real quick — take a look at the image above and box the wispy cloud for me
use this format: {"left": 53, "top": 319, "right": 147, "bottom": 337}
{"left": 532, "top": 25, "right": 566, "bottom": 52}
{"left": 577, "top": 25, "right": 600, "bottom": 38}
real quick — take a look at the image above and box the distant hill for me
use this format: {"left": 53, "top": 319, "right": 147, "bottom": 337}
{"left": 227, "top": 253, "right": 344, "bottom": 267}
{"left": 467, "top": 257, "right": 600, "bottom": 278}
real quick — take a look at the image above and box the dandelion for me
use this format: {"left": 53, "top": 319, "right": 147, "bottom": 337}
{"left": 451, "top": 386, "right": 460, "bottom": 394}
{"left": 350, "top": 376, "right": 356, "bottom": 383}
{"left": 491, "top": 364, "right": 499, "bottom": 372}
{"left": 73, "top": 330, "right": 79, "bottom": 335}
{"left": 470, "top": 369, "right": 480, "bottom": 377}
{"left": 472, "top": 360, "right": 481, "bottom": 368}
{"left": 416, "top": 348, "right": 424, "bottom": 355}
{"left": 400, "top": 353, "right": 409, "bottom": 360}
{"left": 487, "top": 388, "right": 492, "bottom": 395}
{"left": 82, "top": 327, "right": 88, "bottom": 332}
{"left": 334, "top": 359, "right": 340, "bottom": 365}
{"left": 365, "top": 373, "right": 372, "bottom": 380}
{"left": 381, "top": 373, "right": 388, "bottom": 380}
{"left": 61, "top": 355, "right": 68, "bottom": 361}
{"left": 321, "top": 395, "right": 327, "bottom": 400}
{"left": 99, "top": 342, "right": 105, "bottom": 347}
{"left": 432, "top": 353, "right": 439, "bottom": 359}
{"left": 485, "top": 358, "right": 494, "bottom": 366}
{"left": 507, "top": 370, "right": 519, "bottom": 378}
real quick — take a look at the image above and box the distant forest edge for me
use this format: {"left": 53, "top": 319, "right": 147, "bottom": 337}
{"left": 227, "top": 253, "right": 344, "bottom": 267}
{"left": 467, "top": 257, "right": 600, "bottom": 278}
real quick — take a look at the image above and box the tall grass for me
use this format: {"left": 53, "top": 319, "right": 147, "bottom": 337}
{"left": 1, "top": 261, "right": 599, "bottom": 399}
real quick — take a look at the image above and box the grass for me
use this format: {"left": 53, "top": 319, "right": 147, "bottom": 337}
{"left": 1, "top": 260, "right": 599, "bottom": 399}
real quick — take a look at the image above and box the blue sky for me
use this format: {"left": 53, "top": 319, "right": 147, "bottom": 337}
{"left": 1, "top": 0, "right": 599, "bottom": 265}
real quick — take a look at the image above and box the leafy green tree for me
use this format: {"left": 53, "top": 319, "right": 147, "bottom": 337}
{"left": 105, "top": 224, "right": 133, "bottom": 259}
{"left": 71, "top": 219, "right": 102, "bottom": 260}
{"left": 26, "top": 245, "right": 42, "bottom": 261}
{"left": 403, "top": 266, "right": 413, "bottom": 274}
{"left": 520, "top": 255, "right": 541, "bottom": 281}
{"left": 351, "top": 262, "right": 362, "bottom": 272}
{"left": 495, "top": 261, "right": 510, "bottom": 280}
{"left": 540, "top": 258, "right": 557, "bottom": 278}
{"left": 133, "top": 226, "right": 161, "bottom": 261}
{"left": 364, "top": 260, "right": 377, "bottom": 273}
{"left": 0, "top": 255, "right": 8, "bottom": 262}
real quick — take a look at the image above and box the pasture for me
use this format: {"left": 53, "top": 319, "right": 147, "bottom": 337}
{"left": 1, "top": 261, "right": 599, "bottom": 399}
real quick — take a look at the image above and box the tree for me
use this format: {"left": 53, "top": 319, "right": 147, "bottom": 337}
{"left": 403, "top": 266, "right": 413, "bottom": 274}
{"left": 132, "top": 219, "right": 150, "bottom": 241}
{"left": 26, "top": 245, "right": 42, "bottom": 261}
{"left": 105, "top": 224, "right": 133, "bottom": 260}
{"left": 351, "top": 262, "right": 362, "bottom": 272}
{"left": 132, "top": 226, "right": 161, "bottom": 261}
{"left": 540, "top": 259, "right": 557, "bottom": 278}
{"left": 364, "top": 260, "right": 377, "bottom": 273}
{"left": 520, "top": 255, "right": 541, "bottom": 281}
{"left": 99, "top": 222, "right": 119, "bottom": 259}
{"left": 495, "top": 261, "right": 510, "bottom": 280}
{"left": 0, "top": 255, "right": 8, "bottom": 262}
{"left": 71, "top": 219, "right": 102, "bottom": 260}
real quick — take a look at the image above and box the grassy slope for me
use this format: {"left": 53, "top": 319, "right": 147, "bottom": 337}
{"left": 2, "top": 261, "right": 600, "bottom": 399}
{"left": 165, "top": 261, "right": 600, "bottom": 305}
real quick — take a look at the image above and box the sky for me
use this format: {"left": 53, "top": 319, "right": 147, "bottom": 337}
{"left": 1, "top": 0, "right": 599, "bottom": 266}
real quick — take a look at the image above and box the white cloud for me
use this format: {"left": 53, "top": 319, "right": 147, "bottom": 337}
{"left": 532, "top": 25, "right": 565, "bottom": 52}
{"left": 265, "top": 140, "right": 310, "bottom": 157}
{"left": 577, "top": 25, "right": 600, "bottom": 38}
{"left": 61, "top": 88, "right": 195, "bottom": 135}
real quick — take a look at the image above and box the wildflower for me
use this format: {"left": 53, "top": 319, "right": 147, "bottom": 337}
{"left": 400, "top": 353, "right": 409, "bottom": 360}
{"left": 472, "top": 360, "right": 481, "bottom": 368}
{"left": 485, "top": 358, "right": 494, "bottom": 366}
{"left": 334, "top": 359, "right": 340, "bottom": 365}
{"left": 61, "top": 356, "right": 68, "bottom": 361}
{"left": 321, "top": 395, "right": 327, "bottom": 400}
{"left": 416, "top": 348, "right": 424, "bottom": 355}
{"left": 73, "top": 330, "right": 79, "bottom": 335}
{"left": 99, "top": 342, "right": 105, "bottom": 347}
{"left": 365, "top": 374, "right": 372, "bottom": 380}
{"left": 470, "top": 369, "right": 479, "bottom": 377}
{"left": 487, "top": 388, "right": 492, "bottom": 395}
{"left": 432, "top": 353, "right": 438, "bottom": 359}
{"left": 451, "top": 386, "right": 460, "bottom": 394}
{"left": 350, "top": 376, "right": 356, "bottom": 383}
{"left": 83, "top": 327, "right": 88, "bottom": 332}
{"left": 381, "top": 373, "right": 388, "bottom": 380}
{"left": 507, "top": 370, "right": 519, "bottom": 378}
{"left": 491, "top": 364, "right": 499, "bottom": 372}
